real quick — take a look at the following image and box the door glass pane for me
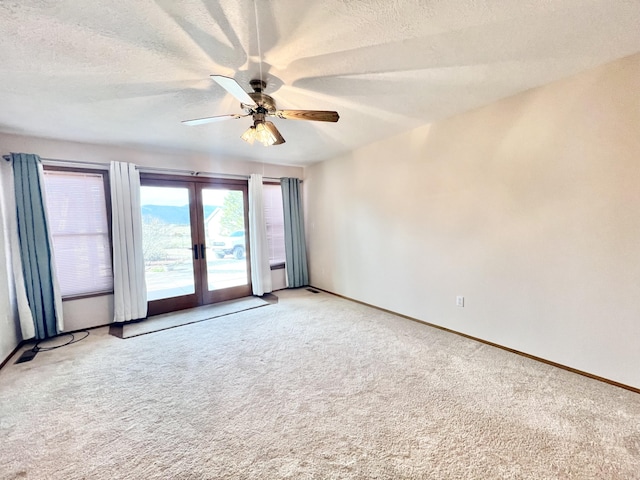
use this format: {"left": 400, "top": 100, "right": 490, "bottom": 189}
{"left": 141, "top": 186, "right": 195, "bottom": 301}
{"left": 202, "top": 188, "right": 248, "bottom": 291}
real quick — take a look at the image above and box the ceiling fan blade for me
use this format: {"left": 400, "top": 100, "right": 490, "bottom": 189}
{"left": 210, "top": 75, "right": 256, "bottom": 106}
{"left": 264, "top": 121, "right": 286, "bottom": 145}
{"left": 274, "top": 110, "right": 339, "bottom": 122}
{"left": 182, "top": 114, "right": 246, "bottom": 126}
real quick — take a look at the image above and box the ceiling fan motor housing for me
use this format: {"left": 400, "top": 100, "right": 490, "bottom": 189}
{"left": 243, "top": 91, "right": 276, "bottom": 114}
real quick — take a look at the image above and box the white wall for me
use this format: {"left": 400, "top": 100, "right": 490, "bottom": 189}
{"left": 304, "top": 53, "right": 640, "bottom": 389}
{"left": 271, "top": 267, "right": 287, "bottom": 292}
{"left": 0, "top": 133, "right": 304, "bottom": 177}
{"left": 0, "top": 133, "right": 303, "bottom": 331}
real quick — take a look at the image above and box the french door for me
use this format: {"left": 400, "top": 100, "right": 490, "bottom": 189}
{"left": 140, "top": 175, "right": 251, "bottom": 316}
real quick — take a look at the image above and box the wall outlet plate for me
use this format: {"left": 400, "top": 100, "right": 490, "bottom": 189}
{"left": 456, "top": 296, "right": 464, "bottom": 307}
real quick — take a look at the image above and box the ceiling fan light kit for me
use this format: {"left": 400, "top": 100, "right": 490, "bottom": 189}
{"left": 182, "top": 75, "right": 339, "bottom": 146}
{"left": 241, "top": 116, "right": 285, "bottom": 147}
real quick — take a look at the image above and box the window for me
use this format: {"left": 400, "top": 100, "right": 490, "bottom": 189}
{"left": 42, "top": 168, "right": 113, "bottom": 298}
{"left": 263, "top": 183, "right": 286, "bottom": 267}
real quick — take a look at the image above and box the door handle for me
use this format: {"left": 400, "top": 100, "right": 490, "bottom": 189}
{"left": 193, "top": 244, "right": 199, "bottom": 260}
{"left": 200, "top": 244, "right": 206, "bottom": 260}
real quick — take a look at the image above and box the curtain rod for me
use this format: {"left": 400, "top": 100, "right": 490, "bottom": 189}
{"left": 2, "top": 155, "right": 293, "bottom": 182}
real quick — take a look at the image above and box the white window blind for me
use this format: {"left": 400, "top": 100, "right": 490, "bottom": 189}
{"left": 42, "top": 169, "right": 113, "bottom": 297}
{"left": 263, "top": 183, "right": 286, "bottom": 266}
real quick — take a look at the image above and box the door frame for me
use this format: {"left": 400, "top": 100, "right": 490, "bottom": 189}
{"left": 197, "top": 180, "right": 252, "bottom": 305}
{"left": 140, "top": 174, "right": 252, "bottom": 316}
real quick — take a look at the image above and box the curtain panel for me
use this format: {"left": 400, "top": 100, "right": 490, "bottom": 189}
{"left": 1, "top": 157, "right": 35, "bottom": 340}
{"left": 281, "top": 177, "right": 309, "bottom": 288}
{"left": 110, "top": 161, "right": 147, "bottom": 322}
{"left": 10, "top": 153, "right": 63, "bottom": 339}
{"left": 248, "top": 174, "right": 272, "bottom": 296}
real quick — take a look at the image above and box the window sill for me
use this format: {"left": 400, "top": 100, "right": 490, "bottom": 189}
{"left": 62, "top": 290, "right": 114, "bottom": 302}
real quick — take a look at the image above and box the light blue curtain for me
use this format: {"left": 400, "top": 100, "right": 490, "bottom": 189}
{"left": 281, "top": 177, "right": 309, "bottom": 288}
{"left": 11, "top": 153, "right": 61, "bottom": 339}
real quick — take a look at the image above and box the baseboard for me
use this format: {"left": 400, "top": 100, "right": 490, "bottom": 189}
{"left": 310, "top": 286, "right": 640, "bottom": 395}
{"left": 0, "top": 340, "right": 25, "bottom": 371}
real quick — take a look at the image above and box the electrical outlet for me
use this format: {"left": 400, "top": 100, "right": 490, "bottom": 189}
{"left": 456, "top": 296, "right": 464, "bottom": 307}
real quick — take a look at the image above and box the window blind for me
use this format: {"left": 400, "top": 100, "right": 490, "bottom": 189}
{"left": 263, "top": 183, "right": 286, "bottom": 266}
{"left": 42, "top": 169, "right": 113, "bottom": 297}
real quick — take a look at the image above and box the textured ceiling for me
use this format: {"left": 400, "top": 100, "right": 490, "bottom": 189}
{"left": 0, "top": 1, "right": 639, "bottom": 166}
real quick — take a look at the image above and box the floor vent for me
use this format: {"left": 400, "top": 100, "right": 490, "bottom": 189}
{"left": 15, "top": 349, "right": 37, "bottom": 364}
{"left": 306, "top": 288, "right": 320, "bottom": 294}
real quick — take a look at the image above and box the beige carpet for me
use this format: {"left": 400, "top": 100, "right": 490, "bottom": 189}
{"left": 1, "top": 289, "right": 639, "bottom": 479}
{"left": 115, "top": 296, "right": 269, "bottom": 338}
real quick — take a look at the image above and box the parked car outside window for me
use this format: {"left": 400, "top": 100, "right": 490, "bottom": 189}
{"left": 212, "top": 230, "right": 245, "bottom": 259}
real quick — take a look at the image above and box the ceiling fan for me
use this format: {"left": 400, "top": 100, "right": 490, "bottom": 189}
{"left": 182, "top": 75, "right": 340, "bottom": 146}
